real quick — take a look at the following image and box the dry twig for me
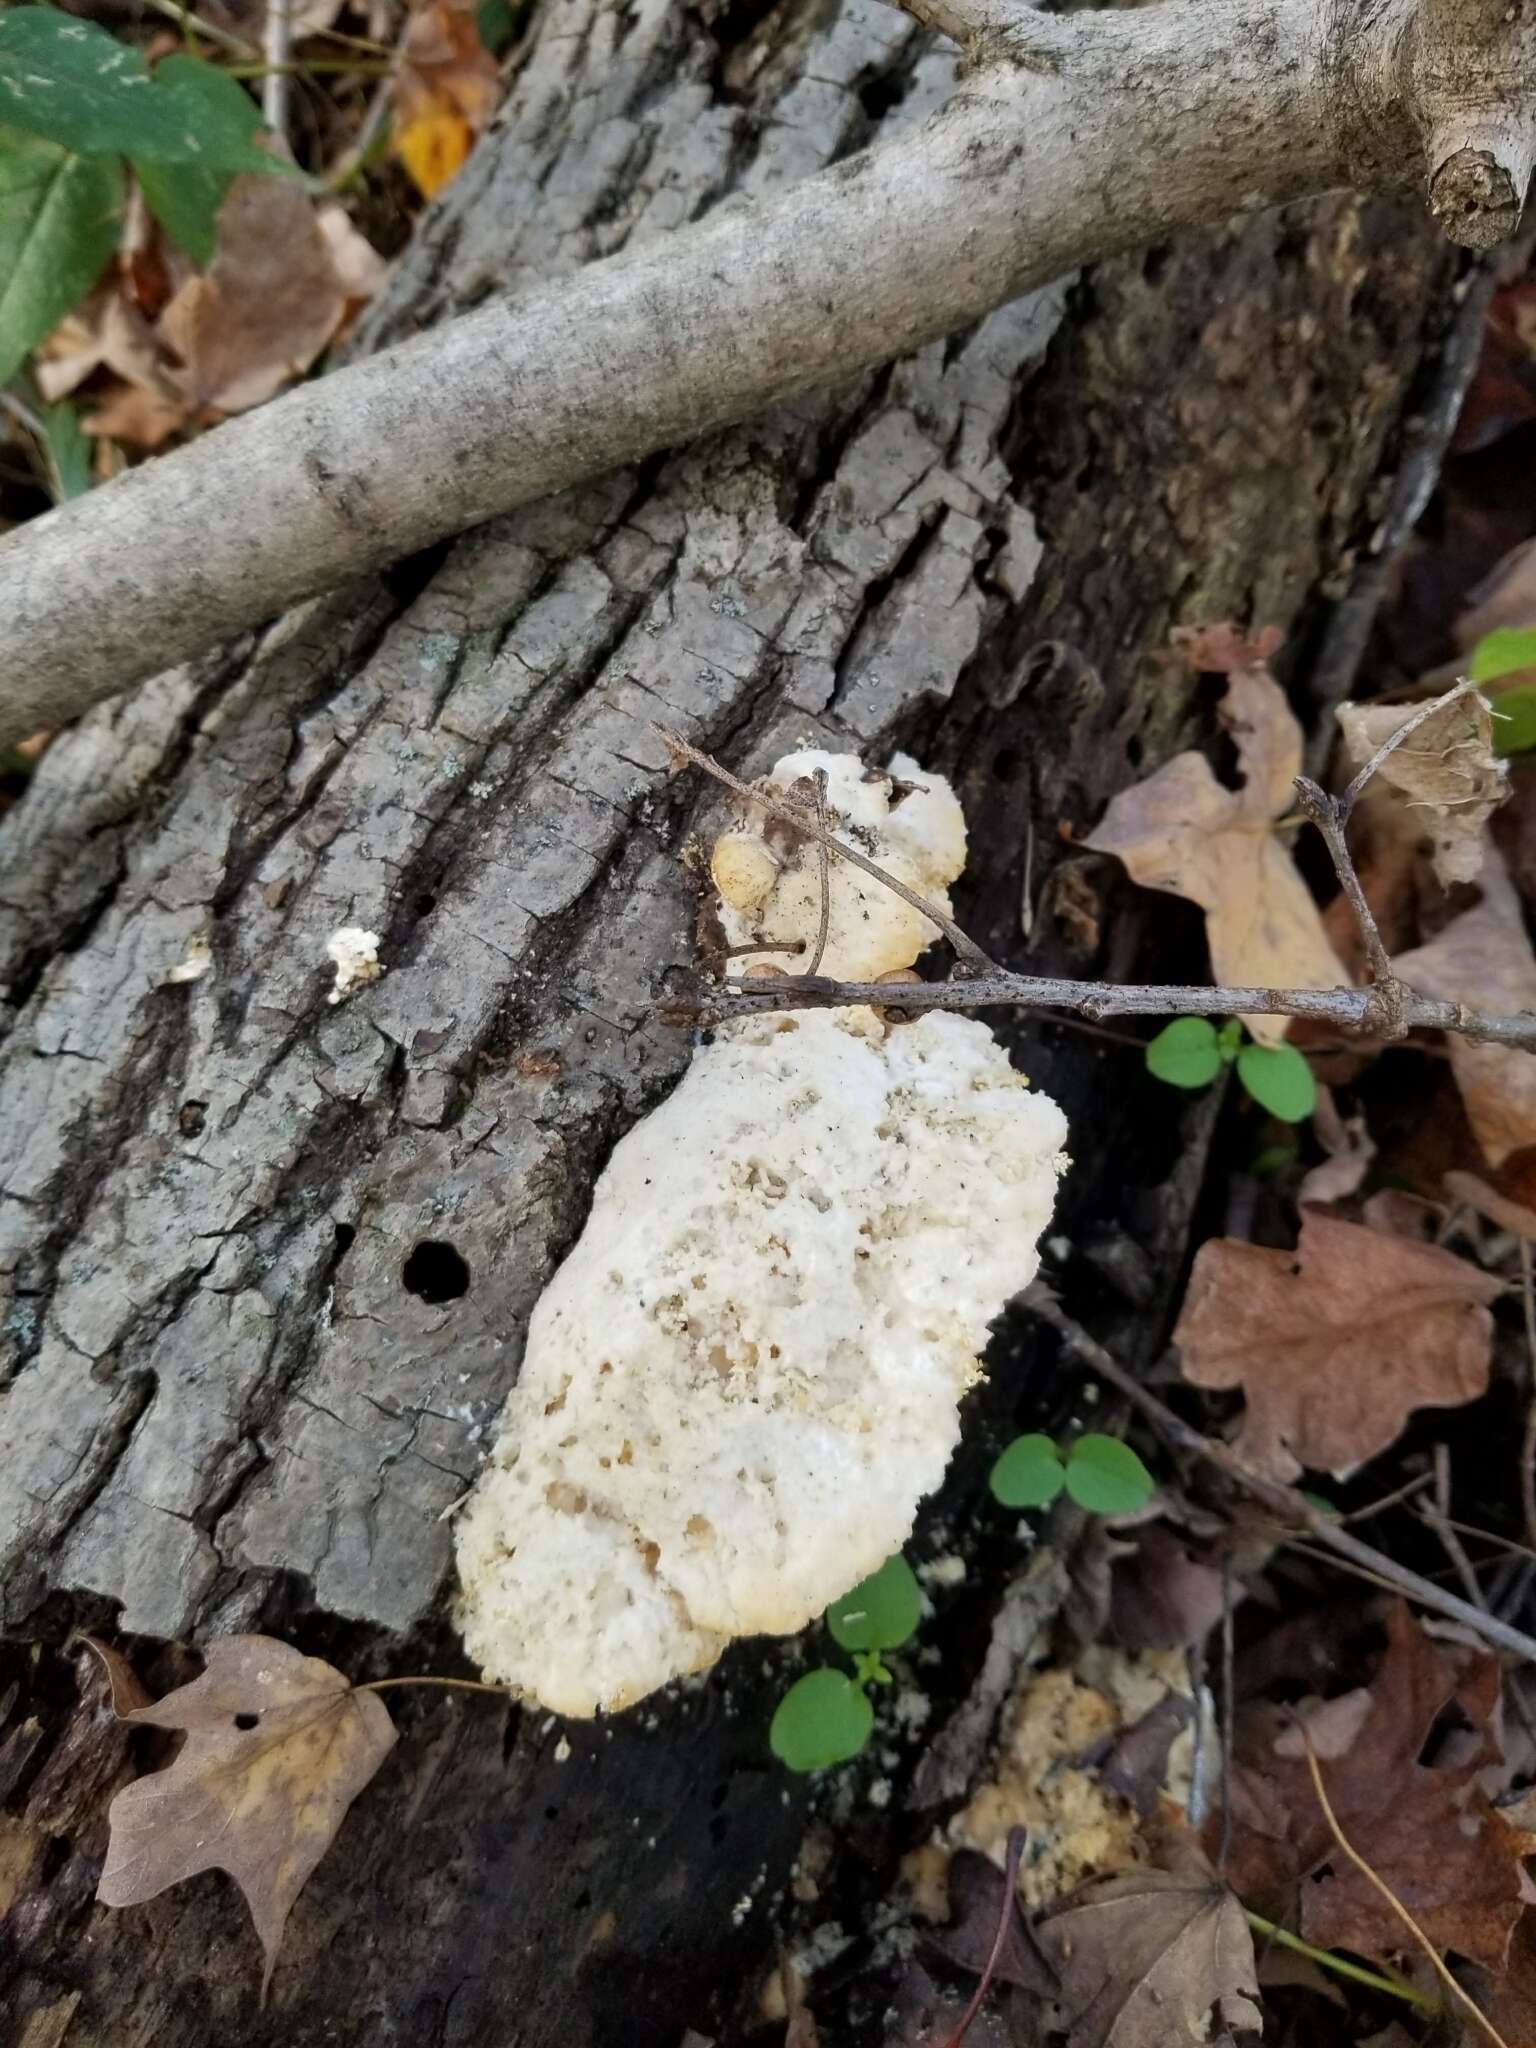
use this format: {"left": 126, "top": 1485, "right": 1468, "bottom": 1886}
{"left": 664, "top": 730, "right": 1536, "bottom": 1053}
{"left": 1027, "top": 1289, "right": 1536, "bottom": 1668}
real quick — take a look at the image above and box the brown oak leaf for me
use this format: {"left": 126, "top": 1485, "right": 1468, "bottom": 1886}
{"left": 95, "top": 1634, "right": 396, "bottom": 1994}
{"left": 1173, "top": 1208, "right": 1497, "bottom": 1481}
{"left": 1336, "top": 689, "right": 1507, "bottom": 889}
{"left": 1084, "top": 628, "right": 1344, "bottom": 1044}
{"left": 1394, "top": 844, "right": 1536, "bottom": 1168}
{"left": 1036, "top": 1853, "right": 1260, "bottom": 2048}
{"left": 1220, "top": 1606, "right": 1536, "bottom": 1973}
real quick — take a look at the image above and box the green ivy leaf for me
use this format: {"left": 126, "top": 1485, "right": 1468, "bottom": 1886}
{"left": 132, "top": 57, "right": 267, "bottom": 259}
{"left": 1145, "top": 1017, "right": 1222, "bottom": 1090}
{"left": 769, "top": 1669, "right": 874, "bottom": 1773}
{"left": 1063, "top": 1433, "right": 1155, "bottom": 1515}
{"left": 826, "top": 1554, "right": 921, "bottom": 1654}
{"left": 1491, "top": 687, "right": 1536, "bottom": 760}
{"left": 1469, "top": 627, "right": 1536, "bottom": 687}
{"left": 0, "top": 125, "right": 122, "bottom": 389}
{"left": 39, "top": 394, "right": 90, "bottom": 498}
{"left": 1235, "top": 1040, "right": 1316, "bottom": 1123}
{"left": 989, "top": 1433, "right": 1067, "bottom": 1509}
{"left": 0, "top": 12, "right": 274, "bottom": 168}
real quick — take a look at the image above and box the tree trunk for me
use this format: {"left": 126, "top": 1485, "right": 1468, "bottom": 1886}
{"left": 0, "top": 0, "right": 1479, "bottom": 2040}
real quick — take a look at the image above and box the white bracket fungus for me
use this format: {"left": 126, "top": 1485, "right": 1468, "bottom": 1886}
{"left": 455, "top": 750, "right": 1068, "bottom": 1717}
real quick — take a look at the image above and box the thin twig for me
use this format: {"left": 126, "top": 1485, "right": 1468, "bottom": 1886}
{"left": 807, "top": 768, "right": 832, "bottom": 979}
{"left": 354, "top": 1674, "right": 514, "bottom": 1696}
{"left": 262, "top": 0, "right": 294, "bottom": 142}
{"left": 142, "top": 0, "right": 256, "bottom": 54}
{"left": 693, "top": 967, "right": 1536, "bottom": 1052}
{"left": 1421, "top": 1443, "right": 1486, "bottom": 1612}
{"left": 656, "top": 728, "right": 997, "bottom": 972}
{"left": 1293, "top": 775, "right": 1395, "bottom": 992}
{"left": 1025, "top": 1288, "right": 1536, "bottom": 1668}
{"left": 1299, "top": 1726, "right": 1512, "bottom": 2048}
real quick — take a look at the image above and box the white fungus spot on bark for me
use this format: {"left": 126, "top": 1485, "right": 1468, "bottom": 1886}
{"left": 454, "top": 750, "right": 1068, "bottom": 1717}
{"left": 325, "top": 926, "right": 383, "bottom": 1004}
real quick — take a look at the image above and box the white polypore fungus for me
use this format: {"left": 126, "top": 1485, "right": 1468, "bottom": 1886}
{"left": 455, "top": 751, "right": 1068, "bottom": 1718}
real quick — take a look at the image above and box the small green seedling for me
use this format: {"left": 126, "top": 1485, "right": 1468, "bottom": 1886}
{"left": 1145, "top": 1016, "right": 1316, "bottom": 1124}
{"left": 989, "top": 1431, "right": 1155, "bottom": 1516}
{"left": 769, "top": 1552, "right": 922, "bottom": 1773}
{"left": 1470, "top": 628, "right": 1536, "bottom": 758}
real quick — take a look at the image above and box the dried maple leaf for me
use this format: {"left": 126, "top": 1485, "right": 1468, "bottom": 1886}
{"left": 95, "top": 1634, "right": 396, "bottom": 1994}
{"left": 1173, "top": 1209, "right": 1497, "bottom": 1482}
{"left": 1036, "top": 1856, "right": 1261, "bottom": 2048}
{"left": 393, "top": 0, "right": 501, "bottom": 198}
{"left": 1394, "top": 844, "right": 1536, "bottom": 1168}
{"left": 1336, "top": 690, "right": 1507, "bottom": 888}
{"left": 1084, "top": 627, "right": 1344, "bottom": 1044}
{"left": 1221, "top": 1606, "right": 1536, "bottom": 1973}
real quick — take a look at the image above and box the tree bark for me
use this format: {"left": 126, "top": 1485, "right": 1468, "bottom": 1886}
{"left": 0, "top": 0, "right": 1482, "bottom": 2039}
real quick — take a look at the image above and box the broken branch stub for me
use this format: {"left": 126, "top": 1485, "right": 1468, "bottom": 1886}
{"left": 0, "top": 0, "right": 1532, "bottom": 744}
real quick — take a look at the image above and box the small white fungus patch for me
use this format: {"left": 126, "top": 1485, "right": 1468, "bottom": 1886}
{"left": 161, "top": 933, "right": 212, "bottom": 985}
{"left": 454, "top": 750, "right": 1068, "bottom": 1716}
{"left": 326, "top": 926, "right": 383, "bottom": 1004}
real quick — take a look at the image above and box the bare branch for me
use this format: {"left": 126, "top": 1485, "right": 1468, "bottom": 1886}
{"left": 2, "top": 0, "right": 1533, "bottom": 744}
{"left": 686, "top": 966, "right": 1536, "bottom": 1053}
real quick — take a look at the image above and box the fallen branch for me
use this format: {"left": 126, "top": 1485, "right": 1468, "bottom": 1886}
{"left": 1, "top": 0, "right": 1533, "bottom": 745}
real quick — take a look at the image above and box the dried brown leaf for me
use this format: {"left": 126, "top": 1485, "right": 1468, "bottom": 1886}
{"left": 159, "top": 176, "right": 352, "bottom": 416}
{"left": 1173, "top": 1209, "right": 1498, "bottom": 1481}
{"left": 97, "top": 1635, "right": 395, "bottom": 1993}
{"left": 1221, "top": 1607, "right": 1536, "bottom": 1973}
{"left": 1458, "top": 535, "right": 1536, "bottom": 652}
{"left": 1036, "top": 1860, "right": 1261, "bottom": 2048}
{"left": 1395, "top": 845, "right": 1536, "bottom": 1168}
{"left": 1337, "top": 692, "right": 1507, "bottom": 888}
{"left": 1084, "top": 635, "right": 1343, "bottom": 1044}
{"left": 1297, "top": 1084, "right": 1376, "bottom": 1208}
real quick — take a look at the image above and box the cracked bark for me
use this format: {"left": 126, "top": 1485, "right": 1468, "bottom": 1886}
{"left": 0, "top": 0, "right": 1485, "bottom": 2039}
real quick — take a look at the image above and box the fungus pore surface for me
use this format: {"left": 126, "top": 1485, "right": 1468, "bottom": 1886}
{"left": 454, "top": 750, "right": 1068, "bottom": 1716}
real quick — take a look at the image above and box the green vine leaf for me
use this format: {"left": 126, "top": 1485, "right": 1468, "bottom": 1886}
{"left": 826, "top": 1554, "right": 921, "bottom": 1654}
{"left": 0, "top": 126, "right": 122, "bottom": 389}
{"left": 1469, "top": 627, "right": 1536, "bottom": 687}
{"left": 0, "top": 11, "right": 276, "bottom": 169}
{"left": 1235, "top": 1040, "right": 1316, "bottom": 1123}
{"left": 769, "top": 1669, "right": 873, "bottom": 1773}
{"left": 1145, "top": 1016, "right": 1222, "bottom": 1089}
{"left": 989, "top": 1433, "right": 1067, "bottom": 1509}
{"left": 1063, "top": 1433, "right": 1154, "bottom": 1515}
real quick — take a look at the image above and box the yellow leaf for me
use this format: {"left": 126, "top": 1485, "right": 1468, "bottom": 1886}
{"left": 396, "top": 111, "right": 473, "bottom": 198}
